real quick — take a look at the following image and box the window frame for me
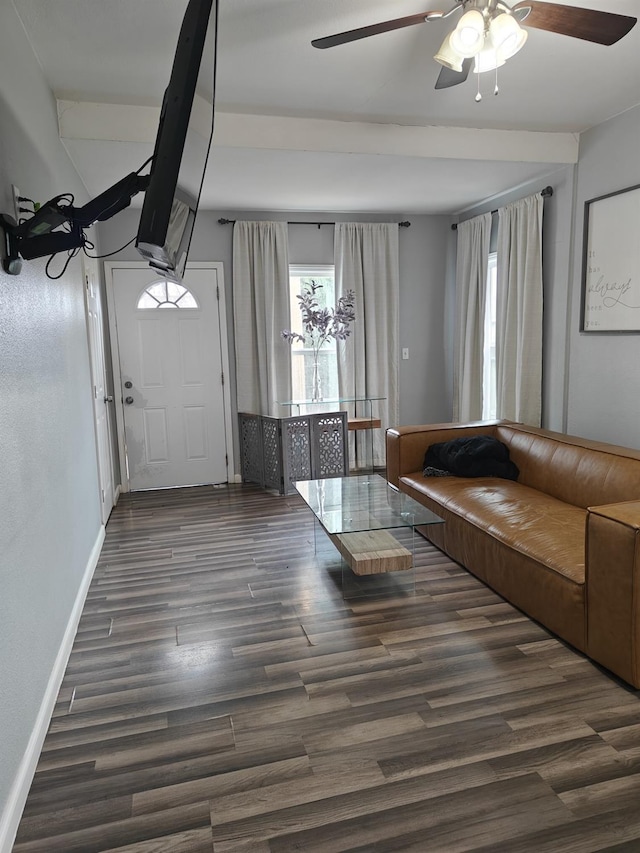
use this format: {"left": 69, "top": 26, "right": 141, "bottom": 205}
{"left": 288, "top": 264, "right": 337, "bottom": 403}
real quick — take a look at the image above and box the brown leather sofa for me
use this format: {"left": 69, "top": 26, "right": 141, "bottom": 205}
{"left": 386, "top": 419, "right": 640, "bottom": 688}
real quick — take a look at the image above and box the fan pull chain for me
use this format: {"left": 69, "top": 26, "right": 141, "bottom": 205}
{"left": 494, "top": 65, "right": 499, "bottom": 96}
{"left": 475, "top": 71, "right": 482, "bottom": 102}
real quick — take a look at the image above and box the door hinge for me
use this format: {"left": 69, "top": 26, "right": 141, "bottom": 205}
{"left": 221, "top": 371, "right": 224, "bottom": 386}
{"left": 216, "top": 284, "right": 220, "bottom": 301}
{"left": 101, "top": 488, "right": 105, "bottom": 503}
{"left": 94, "top": 384, "right": 98, "bottom": 399}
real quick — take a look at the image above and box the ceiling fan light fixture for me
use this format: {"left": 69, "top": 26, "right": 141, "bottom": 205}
{"left": 490, "top": 12, "right": 528, "bottom": 61}
{"left": 473, "top": 44, "right": 506, "bottom": 73}
{"left": 434, "top": 33, "right": 465, "bottom": 72}
{"left": 450, "top": 9, "right": 485, "bottom": 57}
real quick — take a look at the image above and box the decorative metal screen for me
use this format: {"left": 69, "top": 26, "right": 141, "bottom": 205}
{"left": 239, "top": 414, "right": 263, "bottom": 486}
{"left": 282, "top": 417, "right": 312, "bottom": 492}
{"left": 239, "top": 411, "right": 347, "bottom": 495}
{"left": 313, "top": 414, "right": 348, "bottom": 477}
{"left": 261, "top": 417, "right": 282, "bottom": 491}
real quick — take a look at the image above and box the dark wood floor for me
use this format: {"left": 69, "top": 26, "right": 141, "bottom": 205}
{"left": 13, "top": 483, "right": 640, "bottom": 852}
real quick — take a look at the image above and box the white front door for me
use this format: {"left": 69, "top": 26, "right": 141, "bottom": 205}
{"left": 110, "top": 265, "right": 229, "bottom": 490}
{"left": 83, "top": 255, "right": 115, "bottom": 522}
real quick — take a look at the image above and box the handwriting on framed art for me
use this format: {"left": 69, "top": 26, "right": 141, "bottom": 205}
{"left": 581, "top": 183, "right": 640, "bottom": 332}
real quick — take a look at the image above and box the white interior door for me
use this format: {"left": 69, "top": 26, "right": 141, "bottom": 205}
{"left": 83, "top": 255, "right": 115, "bottom": 522}
{"left": 110, "top": 265, "right": 229, "bottom": 490}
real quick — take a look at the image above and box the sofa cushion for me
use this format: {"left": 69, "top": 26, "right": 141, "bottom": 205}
{"left": 401, "top": 473, "right": 585, "bottom": 584}
{"left": 495, "top": 424, "right": 640, "bottom": 509}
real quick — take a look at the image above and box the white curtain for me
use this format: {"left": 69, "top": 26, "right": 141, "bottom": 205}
{"left": 334, "top": 223, "right": 399, "bottom": 467}
{"left": 232, "top": 221, "right": 291, "bottom": 416}
{"left": 496, "top": 193, "right": 544, "bottom": 426}
{"left": 453, "top": 212, "right": 492, "bottom": 422}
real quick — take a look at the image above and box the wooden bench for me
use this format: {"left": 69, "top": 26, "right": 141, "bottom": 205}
{"left": 328, "top": 529, "right": 412, "bottom": 576}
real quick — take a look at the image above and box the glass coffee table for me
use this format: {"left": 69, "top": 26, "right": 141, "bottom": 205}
{"left": 295, "top": 474, "right": 444, "bottom": 598}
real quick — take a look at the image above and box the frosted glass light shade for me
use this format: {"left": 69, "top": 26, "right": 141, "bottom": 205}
{"left": 490, "top": 13, "right": 528, "bottom": 61}
{"left": 434, "top": 33, "right": 465, "bottom": 71}
{"left": 450, "top": 9, "right": 485, "bottom": 58}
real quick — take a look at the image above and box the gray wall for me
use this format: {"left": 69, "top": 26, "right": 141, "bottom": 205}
{"left": 0, "top": 2, "right": 102, "bottom": 839}
{"left": 100, "top": 208, "right": 453, "bottom": 472}
{"left": 566, "top": 105, "right": 640, "bottom": 447}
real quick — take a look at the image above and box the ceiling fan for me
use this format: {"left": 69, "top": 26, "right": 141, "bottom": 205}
{"left": 311, "top": 1, "right": 637, "bottom": 94}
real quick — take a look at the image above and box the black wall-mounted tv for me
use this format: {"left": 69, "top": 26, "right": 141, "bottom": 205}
{"left": 0, "top": 0, "right": 217, "bottom": 278}
{"left": 136, "top": 0, "right": 218, "bottom": 281}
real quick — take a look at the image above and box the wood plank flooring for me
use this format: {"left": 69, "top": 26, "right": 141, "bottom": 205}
{"left": 12, "top": 483, "right": 640, "bottom": 852}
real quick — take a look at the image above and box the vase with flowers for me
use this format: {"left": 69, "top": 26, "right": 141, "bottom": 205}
{"left": 282, "top": 281, "right": 355, "bottom": 402}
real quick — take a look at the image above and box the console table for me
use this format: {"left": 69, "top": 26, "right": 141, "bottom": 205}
{"left": 277, "top": 395, "right": 385, "bottom": 473}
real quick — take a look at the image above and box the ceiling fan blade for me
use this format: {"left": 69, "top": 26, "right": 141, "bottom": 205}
{"left": 513, "top": 2, "right": 636, "bottom": 46}
{"left": 311, "top": 12, "right": 434, "bottom": 49}
{"left": 435, "top": 58, "right": 472, "bottom": 89}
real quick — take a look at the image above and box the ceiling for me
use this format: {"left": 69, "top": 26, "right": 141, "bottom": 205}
{"left": 13, "top": 0, "right": 640, "bottom": 215}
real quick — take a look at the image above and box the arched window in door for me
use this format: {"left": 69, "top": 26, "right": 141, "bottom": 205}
{"left": 137, "top": 280, "right": 199, "bottom": 309}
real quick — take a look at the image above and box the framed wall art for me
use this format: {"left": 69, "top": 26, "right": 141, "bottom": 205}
{"left": 581, "top": 183, "right": 640, "bottom": 333}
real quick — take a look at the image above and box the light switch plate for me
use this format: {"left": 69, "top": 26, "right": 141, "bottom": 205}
{"left": 402, "top": 348, "right": 409, "bottom": 360}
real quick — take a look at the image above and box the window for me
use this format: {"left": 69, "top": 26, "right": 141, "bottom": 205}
{"left": 482, "top": 252, "right": 497, "bottom": 419}
{"left": 288, "top": 265, "right": 338, "bottom": 402}
{"left": 137, "top": 280, "right": 198, "bottom": 309}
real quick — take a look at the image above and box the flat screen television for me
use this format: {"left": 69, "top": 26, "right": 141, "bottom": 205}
{"left": 136, "top": 0, "right": 218, "bottom": 281}
{"left": 0, "top": 0, "right": 218, "bottom": 278}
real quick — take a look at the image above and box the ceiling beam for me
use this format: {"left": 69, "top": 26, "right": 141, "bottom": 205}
{"left": 57, "top": 98, "right": 579, "bottom": 164}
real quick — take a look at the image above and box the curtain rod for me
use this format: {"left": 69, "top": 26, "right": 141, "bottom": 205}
{"left": 218, "top": 218, "right": 411, "bottom": 228}
{"left": 450, "top": 186, "right": 553, "bottom": 231}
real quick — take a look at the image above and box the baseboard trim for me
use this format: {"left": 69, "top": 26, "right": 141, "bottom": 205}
{"left": 0, "top": 524, "right": 106, "bottom": 853}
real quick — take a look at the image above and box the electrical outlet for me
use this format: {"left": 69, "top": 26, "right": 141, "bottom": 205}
{"left": 11, "top": 185, "right": 21, "bottom": 224}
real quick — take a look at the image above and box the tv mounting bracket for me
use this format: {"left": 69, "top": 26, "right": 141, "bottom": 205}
{"left": 1, "top": 171, "right": 149, "bottom": 275}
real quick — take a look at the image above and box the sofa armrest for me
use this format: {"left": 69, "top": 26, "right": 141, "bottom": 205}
{"left": 586, "top": 501, "right": 640, "bottom": 688}
{"left": 386, "top": 421, "right": 501, "bottom": 488}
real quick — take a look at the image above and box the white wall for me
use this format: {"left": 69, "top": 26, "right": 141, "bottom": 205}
{"left": 100, "top": 208, "right": 453, "bottom": 471}
{"left": 0, "top": 4, "right": 103, "bottom": 847}
{"left": 566, "top": 105, "right": 640, "bottom": 448}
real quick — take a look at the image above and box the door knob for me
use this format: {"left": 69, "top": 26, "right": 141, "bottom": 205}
{"left": 104, "top": 395, "right": 114, "bottom": 403}
{"left": 125, "top": 396, "right": 134, "bottom": 405}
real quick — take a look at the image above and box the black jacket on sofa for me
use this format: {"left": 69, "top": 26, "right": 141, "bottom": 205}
{"left": 424, "top": 435, "right": 519, "bottom": 480}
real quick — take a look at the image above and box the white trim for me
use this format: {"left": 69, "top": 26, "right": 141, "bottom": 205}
{"left": 0, "top": 525, "right": 105, "bottom": 853}
{"left": 82, "top": 254, "right": 116, "bottom": 523}
{"left": 104, "top": 261, "right": 235, "bottom": 491}
{"left": 213, "top": 262, "right": 235, "bottom": 485}
{"left": 104, "top": 264, "right": 128, "bottom": 492}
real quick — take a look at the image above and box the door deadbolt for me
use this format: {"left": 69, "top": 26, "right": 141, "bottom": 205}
{"left": 124, "top": 381, "right": 133, "bottom": 389}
